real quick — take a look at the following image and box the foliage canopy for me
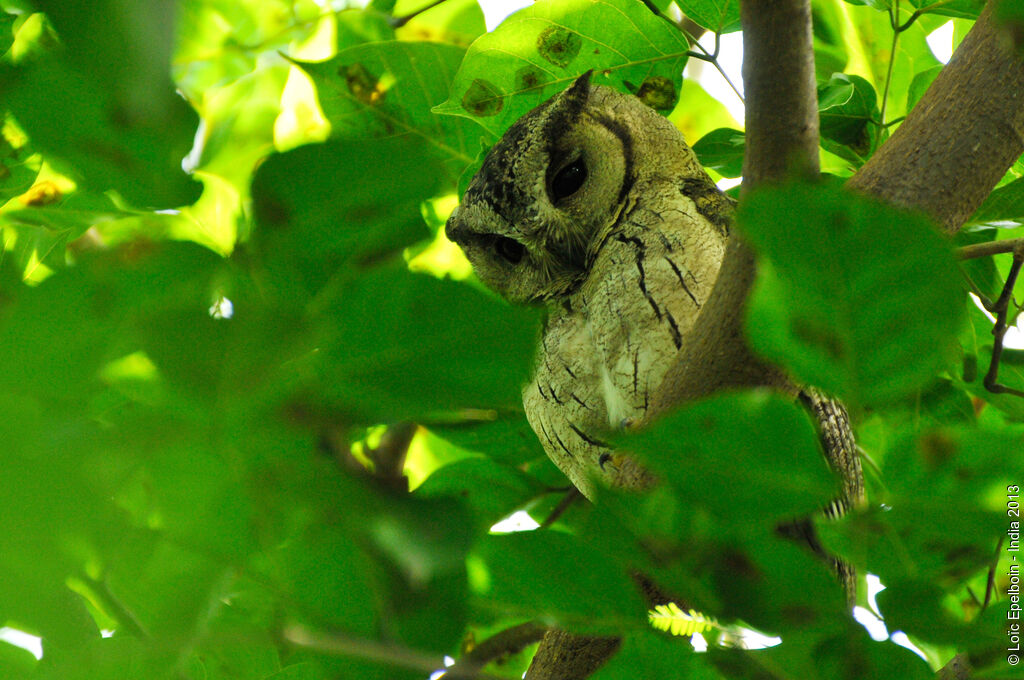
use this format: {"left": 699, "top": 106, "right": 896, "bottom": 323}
{"left": 0, "top": 0, "right": 1022, "bottom": 678}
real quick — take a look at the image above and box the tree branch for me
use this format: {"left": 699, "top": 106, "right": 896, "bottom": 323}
{"left": 524, "top": 629, "right": 621, "bottom": 680}
{"left": 982, "top": 241, "right": 1024, "bottom": 397}
{"left": 527, "top": 3, "right": 824, "bottom": 678}
{"left": 448, "top": 621, "right": 548, "bottom": 678}
{"left": 958, "top": 237, "right": 1024, "bottom": 259}
{"left": 847, "top": 3, "right": 1024, "bottom": 233}
{"left": 650, "top": 0, "right": 819, "bottom": 415}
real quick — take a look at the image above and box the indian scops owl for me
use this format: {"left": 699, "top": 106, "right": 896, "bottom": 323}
{"left": 445, "top": 72, "right": 734, "bottom": 499}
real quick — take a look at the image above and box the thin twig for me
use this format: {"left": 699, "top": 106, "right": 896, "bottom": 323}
{"left": 957, "top": 237, "right": 1024, "bottom": 260}
{"left": 390, "top": 0, "right": 449, "bottom": 28}
{"left": 448, "top": 621, "right": 548, "bottom": 677}
{"left": 366, "top": 421, "right": 417, "bottom": 491}
{"left": 540, "top": 487, "right": 582, "bottom": 529}
{"left": 686, "top": 30, "right": 744, "bottom": 104}
{"left": 879, "top": 1, "right": 902, "bottom": 130}
{"left": 284, "top": 623, "right": 509, "bottom": 680}
{"left": 983, "top": 536, "right": 1005, "bottom": 610}
{"left": 982, "top": 242, "right": 1024, "bottom": 397}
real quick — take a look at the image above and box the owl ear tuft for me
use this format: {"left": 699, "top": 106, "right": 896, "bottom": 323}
{"left": 550, "top": 70, "right": 592, "bottom": 123}
{"left": 566, "top": 70, "right": 593, "bottom": 101}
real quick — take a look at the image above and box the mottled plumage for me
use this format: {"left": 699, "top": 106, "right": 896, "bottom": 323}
{"left": 446, "top": 73, "right": 732, "bottom": 497}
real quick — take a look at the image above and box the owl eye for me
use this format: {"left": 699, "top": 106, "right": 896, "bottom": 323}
{"left": 551, "top": 159, "right": 587, "bottom": 202}
{"left": 493, "top": 236, "right": 525, "bottom": 264}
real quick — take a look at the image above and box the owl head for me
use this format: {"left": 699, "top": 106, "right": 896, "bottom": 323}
{"left": 445, "top": 71, "right": 706, "bottom": 303}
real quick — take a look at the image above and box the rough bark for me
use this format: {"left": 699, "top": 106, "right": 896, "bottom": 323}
{"left": 524, "top": 629, "right": 621, "bottom": 680}
{"left": 650, "top": 0, "right": 820, "bottom": 415}
{"left": 847, "top": 3, "right": 1024, "bottom": 233}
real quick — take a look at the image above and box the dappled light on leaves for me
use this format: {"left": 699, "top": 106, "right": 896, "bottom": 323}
{"left": 0, "top": 1, "right": 1020, "bottom": 679}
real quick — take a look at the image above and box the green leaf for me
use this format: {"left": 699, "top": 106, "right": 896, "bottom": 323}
{"left": 435, "top": 0, "right": 689, "bottom": 138}
{"left": 971, "top": 176, "right": 1024, "bottom": 224}
{"left": 877, "top": 579, "right": 974, "bottom": 645}
{"left": 820, "top": 425, "right": 1017, "bottom": 584}
{"left": 712, "top": 532, "right": 846, "bottom": 633}
{"left": 0, "top": 637, "right": 36, "bottom": 679}
{"left": 594, "top": 632, "right": 722, "bottom": 679}
{"left": 818, "top": 73, "right": 879, "bottom": 160}
{"left": 313, "top": 262, "right": 539, "bottom": 422}
{"left": 676, "top": 0, "right": 741, "bottom": 33}
{"left": 907, "top": 64, "right": 941, "bottom": 113}
{"left": 740, "top": 182, "right": 966, "bottom": 407}
{"left": 475, "top": 531, "right": 647, "bottom": 631}
{"left": 0, "top": 132, "right": 39, "bottom": 202}
{"left": 710, "top": 621, "right": 932, "bottom": 680}
{"left": 618, "top": 391, "right": 837, "bottom": 525}
{"left": 392, "top": 0, "right": 485, "bottom": 47}
{"left": 1, "top": 3, "right": 201, "bottom": 207}
{"left": 428, "top": 412, "right": 548, "bottom": 467}
{"left": 692, "top": 128, "right": 745, "bottom": 178}
{"left": 250, "top": 137, "right": 443, "bottom": 298}
{"left": 909, "top": 0, "right": 984, "bottom": 20}
{"left": 0, "top": 10, "right": 15, "bottom": 58}
{"left": 954, "top": 228, "right": 1001, "bottom": 301}
{"left": 295, "top": 41, "right": 482, "bottom": 181}
{"left": 841, "top": 0, "right": 893, "bottom": 9}
{"left": 416, "top": 457, "right": 544, "bottom": 536}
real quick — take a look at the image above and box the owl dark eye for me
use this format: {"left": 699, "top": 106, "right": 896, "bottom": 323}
{"left": 493, "top": 236, "right": 525, "bottom": 264}
{"left": 551, "top": 159, "right": 587, "bottom": 202}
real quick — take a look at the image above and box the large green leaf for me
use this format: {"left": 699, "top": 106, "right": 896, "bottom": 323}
{"left": 739, "top": 182, "right": 965, "bottom": 408}
{"left": 820, "top": 424, "right": 1018, "bottom": 585}
{"left": 1, "top": 3, "right": 201, "bottom": 208}
{"left": 295, "top": 41, "right": 482, "bottom": 181}
{"left": 313, "top": 261, "right": 539, "bottom": 422}
{"left": 818, "top": 73, "right": 879, "bottom": 163}
{"left": 615, "top": 391, "right": 836, "bottom": 524}
{"left": 594, "top": 632, "right": 722, "bottom": 679}
{"left": 475, "top": 530, "right": 647, "bottom": 631}
{"left": 0, "top": 132, "right": 39, "bottom": 202}
{"left": 435, "top": 0, "right": 689, "bottom": 137}
{"left": 249, "top": 137, "right": 443, "bottom": 298}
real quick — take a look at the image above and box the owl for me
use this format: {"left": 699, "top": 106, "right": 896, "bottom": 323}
{"left": 445, "top": 71, "right": 733, "bottom": 498}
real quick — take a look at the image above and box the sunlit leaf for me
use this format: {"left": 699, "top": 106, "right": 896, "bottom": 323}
{"left": 692, "top": 127, "right": 744, "bottom": 178}
{"left": 296, "top": 40, "right": 482, "bottom": 180}
{"left": 676, "top": 0, "right": 741, "bottom": 33}
{"left": 909, "top": 0, "right": 984, "bottom": 19}
{"left": 435, "top": 0, "right": 689, "bottom": 138}
{"left": 1, "top": 2, "right": 201, "bottom": 207}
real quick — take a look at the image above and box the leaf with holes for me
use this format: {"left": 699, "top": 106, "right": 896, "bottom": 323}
{"left": 295, "top": 41, "right": 482, "bottom": 183}
{"left": 739, "top": 182, "right": 965, "bottom": 407}
{"left": 434, "top": 0, "right": 689, "bottom": 138}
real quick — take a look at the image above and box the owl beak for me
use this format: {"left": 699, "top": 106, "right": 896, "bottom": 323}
{"left": 445, "top": 206, "right": 467, "bottom": 245}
